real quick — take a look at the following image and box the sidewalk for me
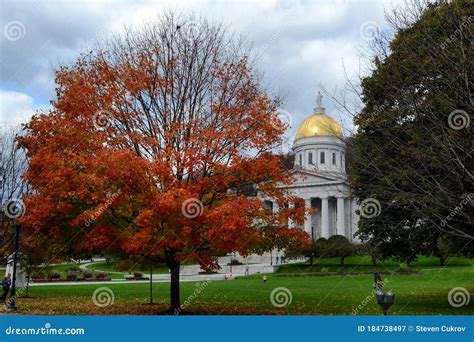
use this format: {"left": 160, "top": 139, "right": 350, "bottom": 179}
{"left": 28, "top": 254, "right": 305, "bottom": 287}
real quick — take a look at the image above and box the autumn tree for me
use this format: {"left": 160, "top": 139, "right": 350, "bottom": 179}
{"left": 19, "top": 12, "right": 309, "bottom": 313}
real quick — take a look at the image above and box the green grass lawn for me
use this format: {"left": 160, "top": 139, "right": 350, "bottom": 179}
{"left": 14, "top": 256, "right": 474, "bottom": 315}
{"left": 277, "top": 255, "right": 472, "bottom": 274}
{"left": 31, "top": 263, "right": 82, "bottom": 278}
{"left": 86, "top": 261, "right": 171, "bottom": 277}
{"left": 35, "top": 261, "right": 175, "bottom": 280}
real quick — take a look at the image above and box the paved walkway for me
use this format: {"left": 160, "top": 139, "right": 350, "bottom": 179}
{"left": 27, "top": 255, "right": 305, "bottom": 287}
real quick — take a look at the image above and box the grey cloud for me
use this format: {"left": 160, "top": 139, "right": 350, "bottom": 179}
{"left": 1, "top": 0, "right": 397, "bottom": 132}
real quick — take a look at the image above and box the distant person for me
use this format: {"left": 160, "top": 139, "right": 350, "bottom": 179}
{"left": 1, "top": 273, "right": 11, "bottom": 304}
{"left": 276, "top": 256, "right": 279, "bottom": 264}
{"left": 281, "top": 255, "right": 285, "bottom": 264}
{"left": 245, "top": 265, "right": 249, "bottom": 276}
{"left": 373, "top": 273, "right": 384, "bottom": 292}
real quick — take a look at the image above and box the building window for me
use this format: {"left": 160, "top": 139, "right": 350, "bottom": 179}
{"left": 299, "top": 153, "right": 302, "bottom": 166}
{"left": 332, "top": 152, "right": 336, "bottom": 165}
{"left": 263, "top": 200, "right": 273, "bottom": 212}
{"left": 320, "top": 151, "right": 325, "bottom": 164}
{"left": 308, "top": 152, "right": 313, "bottom": 165}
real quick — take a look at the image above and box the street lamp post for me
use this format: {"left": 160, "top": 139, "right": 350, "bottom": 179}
{"left": 7, "top": 223, "right": 20, "bottom": 311}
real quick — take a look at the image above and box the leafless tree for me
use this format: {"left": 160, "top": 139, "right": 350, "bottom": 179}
{"left": 1, "top": 124, "right": 30, "bottom": 264}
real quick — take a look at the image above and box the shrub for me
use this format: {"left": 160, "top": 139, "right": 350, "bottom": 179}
{"left": 31, "top": 268, "right": 47, "bottom": 279}
{"left": 314, "top": 238, "right": 329, "bottom": 258}
{"left": 66, "top": 270, "right": 77, "bottom": 280}
{"left": 94, "top": 271, "right": 107, "bottom": 278}
{"left": 82, "top": 270, "right": 93, "bottom": 278}
{"left": 49, "top": 270, "right": 61, "bottom": 279}
{"left": 326, "top": 235, "right": 355, "bottom": 265}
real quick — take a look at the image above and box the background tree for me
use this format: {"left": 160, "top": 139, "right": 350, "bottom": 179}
{"left": 358, "top": 241, "right": 383, "bottom": 266}
{"left": 350, "top": 0, "right": 473, "bottom": 260}
{"left": 0, "top": 124, "right": 30, "bottom": 264}
{"left": 19, "top": 12, "right": 309, "bottom": 313}
{"left": 326, "top": 235, "right": 354, "bottom": 265}
{"left": 313, "top": 238, "right": 329, "bottom": 259}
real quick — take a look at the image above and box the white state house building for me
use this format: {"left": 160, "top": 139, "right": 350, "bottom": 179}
{"left": 260, "top": 92, "right": 360, "bottom": 242}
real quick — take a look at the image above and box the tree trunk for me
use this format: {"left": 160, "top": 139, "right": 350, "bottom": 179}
{"left": 166, "top": 252, "right": 181, "bottom": 313}
{"left": 340, "top": 256, "right": 344, "bottom": 265}
{"left": 372, "top": 257, "right": 376, "bottom": 266}
{"left": 439, "top": 256, "right": 445, "bottom": 266}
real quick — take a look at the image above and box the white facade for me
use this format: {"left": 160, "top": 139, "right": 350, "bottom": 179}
{"left": 261, "top": 92, "right": 360, "bottom": 242}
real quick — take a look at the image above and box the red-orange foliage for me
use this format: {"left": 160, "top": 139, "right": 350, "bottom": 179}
{"left": 18, "top": 20, "right": 310, "bottom": 311}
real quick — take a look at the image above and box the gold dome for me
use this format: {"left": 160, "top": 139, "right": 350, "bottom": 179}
{"left": 295, "top": 113, "right": 342, "bottom": 140}
{"left": 295, "top": 91, "right": 342, "bottom": 140}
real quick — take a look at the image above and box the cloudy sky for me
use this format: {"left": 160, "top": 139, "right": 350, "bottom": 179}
{"left": 0, "top": 0, "right": 402, "bottom": 139}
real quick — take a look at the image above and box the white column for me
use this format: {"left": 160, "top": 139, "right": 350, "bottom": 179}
{"left": 288, "top": 202, "right": 294, "bottom": 228}
{"left": 272, "top": 201, "right": 279, "bottom": 214}
{"left": 321, "top": 196, "right": 329, "bottom": 238}
{"left": 337, "top": 197, "right": 345, "bottom": 237}
{"left": 304, "top": 198, "right": 312, "bottom": 237}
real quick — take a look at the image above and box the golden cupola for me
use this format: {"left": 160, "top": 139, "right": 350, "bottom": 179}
{"left": 295, "top": 91, "right": 342, "bottom": 140}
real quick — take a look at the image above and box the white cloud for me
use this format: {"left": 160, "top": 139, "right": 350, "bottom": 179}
{"left": 0, "top": 90, "right": 48, "bottom": 126}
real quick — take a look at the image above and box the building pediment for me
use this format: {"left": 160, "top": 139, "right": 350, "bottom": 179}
{"left": 285, "top": 168, "right": 347, "bottom": 187}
